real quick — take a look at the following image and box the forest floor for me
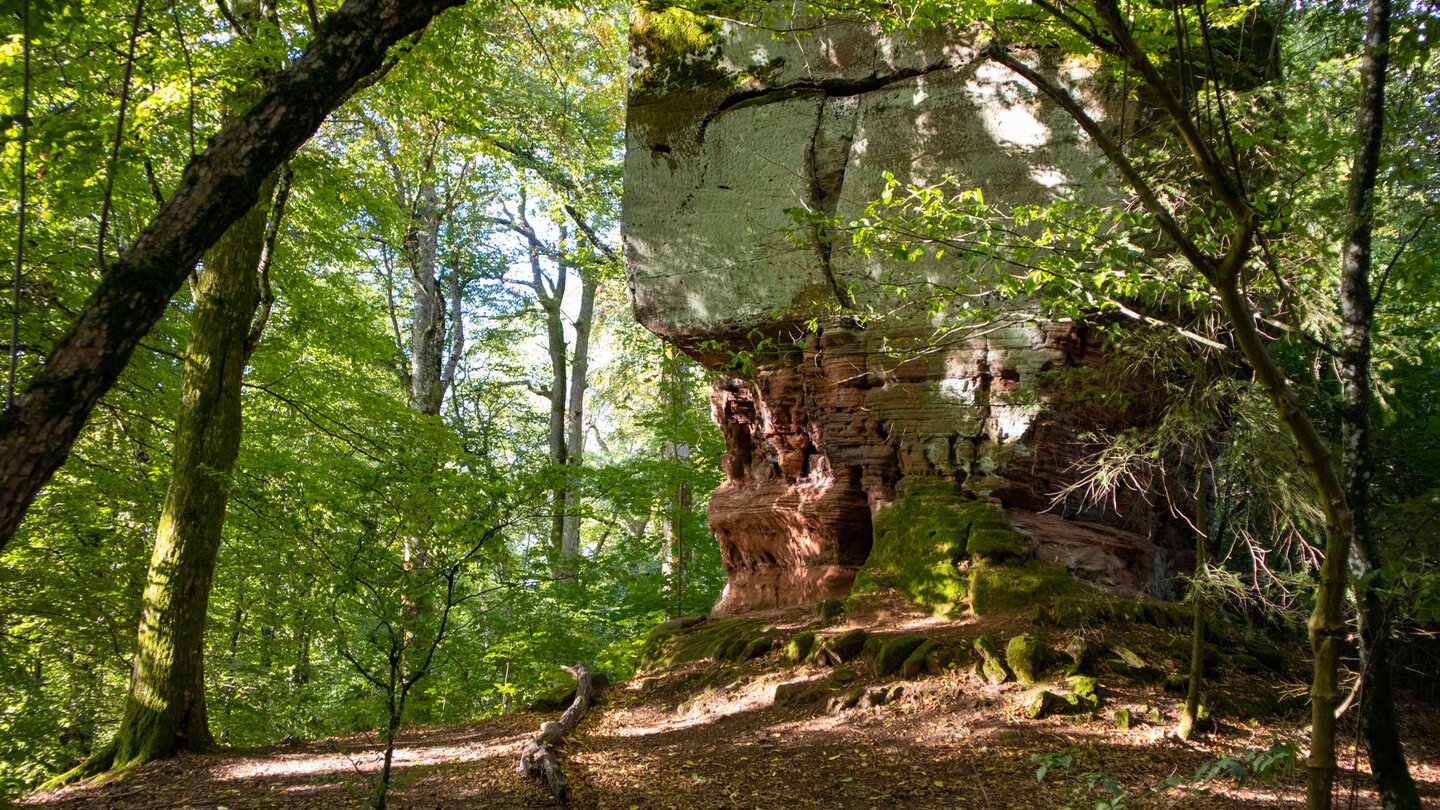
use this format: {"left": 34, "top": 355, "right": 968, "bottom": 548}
{"left": 23, "top": 603, "right": 1440, "bottom": 810}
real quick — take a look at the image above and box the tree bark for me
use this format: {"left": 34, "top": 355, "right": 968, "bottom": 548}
{"left": 46, "top": 172, "right": 279, "bottom": 785}
{"left": 406, "top": 177, "right": 446, "bottom": 416}
{"left": 1338, "top": 2, "right": 1419, "bottom": 806}
{"left": 558, "top": 272, "right": 597, "bottom": 582}
{"left": 660, "top": 345, "right": 692, "bottom": 617}
{"left": 1179, "top": 465, "right": 1209, "bottom": 740}
{"left": 0, "top": 0, "right": 465, "bottom": 550}
{"left": 531, "top": 247, "right": 569, "bottom": 574}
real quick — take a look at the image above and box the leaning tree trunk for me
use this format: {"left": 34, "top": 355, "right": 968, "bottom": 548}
{"left": 0, "top": 0, "right": 464, "bottom": 550}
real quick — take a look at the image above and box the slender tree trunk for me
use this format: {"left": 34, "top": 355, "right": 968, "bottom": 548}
{"left": 406, "top": 178, "right": 445, "bottom": 417}
{"left": 534, "top": 253, "right": 569, "bottom": 574}
{"left": 1179, "top": 465, "right": 1209, "bottom": 740}
{"left": 1337, "top": 2, "right": 1419, "bottom": 806}
{"left": 558, "top": 271, "right": 597, "bottom": 582}
{"left": 660, "top": 346, "right": 691, "bottom": 616}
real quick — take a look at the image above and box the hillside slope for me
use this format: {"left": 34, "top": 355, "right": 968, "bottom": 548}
{"left": 25, "top": 603, "right": 1440, "bottom": 809}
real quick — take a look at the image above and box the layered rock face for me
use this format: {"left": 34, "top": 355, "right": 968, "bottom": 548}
{"left": 624, "top": 7, "right": 1188, "bottom": 614}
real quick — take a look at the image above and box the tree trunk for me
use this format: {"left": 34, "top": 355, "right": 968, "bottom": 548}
{"left": 660, "top": 346, "right": 691, "bottom": 617}
{"left": 0, "top": 0, "right": 464, "bottom": 550}
{"left": 534, "top": 252, "right": 568, "bottom": 574}
{"left": 1337, "top": 2, "right": 1419, "bottom": 806}
{"left": 406, "top": 178, "right": 445, "bottom": 417}
{"left": 1179, "top": 466, "right": 1208, "bottom": 740}
{"left": 104, "top": 172, "right": 275, "bottom": 773}
{"left": 558, "top": 271, "right": 597, "bottom": 582}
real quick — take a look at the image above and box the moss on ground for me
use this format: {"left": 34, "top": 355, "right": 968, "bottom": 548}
{"left": 639, "top": 616, "right": 764, "bottom": 669}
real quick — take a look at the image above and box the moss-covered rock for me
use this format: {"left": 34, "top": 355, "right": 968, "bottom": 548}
{"left": 975, "top": 633, "right": 1011, "bottom": 684}
{"left": 877, "top": 635, "right": 928, "bottom": 677}
{"left": 639, "top": 616, "right": 763, "bottom": 669}
{"left": 1065, "top": 675, "right": 1102, "bottom": 709}
{"left": 784, "top": 632, "right": 816, "bottom": 663}
{"left": 1112, "top": 708, "right": 1132, "bottom": 729}
{"left": 969, "top": 560, "right": 1092, "bottom": 616}
{"left": 901, "top": 640, "right": 938, "bottom": 678}
{"left": 830, "top": 667, "right": 856, "bottom": 685}
{"left": 828, "top": 688, "right": 863, "bottom": 714}
{"left": 1006, "top": 634, "right": 1049, "bottom": 687}
{"left": 826, "top": 628, "right": 868, "bottom": 663}
{"left": 740, "top": 637, "right": 773, "bottom": 661}
{"left": 866, "top": 685, "right": 903, "bottom": 706}
{"left": 1024, "top": 689, "right": 1064, "bottom": 719}
{"left": 852, "top": 478, "right": 1033, "bottom": 617}
{"left": 817, "top": 598, "right": 846, "bottom": 622}
{"left": 862, "top": 633, "right": 883, "bottom": 660}
{"left": 630, "top": 6, "right": 730, "bottom": 98}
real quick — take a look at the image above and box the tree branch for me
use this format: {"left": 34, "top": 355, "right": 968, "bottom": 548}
{"left": 0, "top": 0, "right": 466, "bottom": 549}
{"left": 984, "top": 43, "right": 1214, "bottom": 274}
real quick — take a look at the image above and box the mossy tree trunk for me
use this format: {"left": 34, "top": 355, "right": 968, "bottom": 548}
{"left": 0, "top": 0, "right": 463, "bottom": 550}
{"left": 108, "top": 170, "right": 276, "bottom": 766}
{"left": 45, "top": 166, "right": 284, "bottom": 788}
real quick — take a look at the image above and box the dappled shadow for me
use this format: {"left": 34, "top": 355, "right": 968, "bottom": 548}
{"left": 24, "top": 663, "right": 1440, "bottom": 809}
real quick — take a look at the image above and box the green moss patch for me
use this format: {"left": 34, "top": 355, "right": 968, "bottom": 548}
{"left": 630, "top": 5, "right": 731, "bottom": 98}
{"left": 876, "top": 635, "right": 928, "bottom": 676}
{"left": 639, "top": 616, "right": 764, "bottom": 670}
{"left": 975, "top": 632, "right": 1011, "bottom": 684}
{"left": 968, "top": 559, "right": 1092, "bottom": 616}
{"left": 1006, "top": 634, "right": 1049, "bottom": 687}
{"left": 784, "top": 631, "right": 816, "bottom": 663}
{"left": 901, "top": 640, "right": 938, "bottom": 678}
{"left": 852, "top": 477, "right": 1034, "bottom": 617}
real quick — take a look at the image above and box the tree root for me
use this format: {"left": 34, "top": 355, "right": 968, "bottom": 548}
{"left": 518, "top": 663, "right": 592, "bottom": 804}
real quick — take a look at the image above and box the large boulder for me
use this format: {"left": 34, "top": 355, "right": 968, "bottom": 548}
{"left": 624, "top": 3, "right": 1191, "bottom": 615}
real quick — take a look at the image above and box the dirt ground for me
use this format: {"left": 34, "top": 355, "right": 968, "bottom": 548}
{"left": 24, "top": 608, "right": 1440, "bottom": 809}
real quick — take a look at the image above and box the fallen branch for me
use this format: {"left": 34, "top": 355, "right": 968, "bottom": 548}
{"left": 518, "top": 663, "right": 592, "bottom": 803}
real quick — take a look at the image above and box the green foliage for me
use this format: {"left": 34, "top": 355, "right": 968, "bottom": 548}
{"left": 0, "top": 0, "right": 734, "bottom": 794}
{"left": 1032, "top": 737, "right": 1302, "bottom": 808}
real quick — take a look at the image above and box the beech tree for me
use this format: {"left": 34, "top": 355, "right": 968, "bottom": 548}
{"left": 0, "top": 0, "right": 466, "bottom": 549}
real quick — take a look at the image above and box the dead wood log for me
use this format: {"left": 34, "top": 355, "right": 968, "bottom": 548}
{"left": 518, "top": 663, "right": 592, "bottom": 803}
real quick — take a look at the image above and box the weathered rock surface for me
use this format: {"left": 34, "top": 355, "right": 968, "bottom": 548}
{"left": 625, "top": 5, "right": 1188, "bottom": 614}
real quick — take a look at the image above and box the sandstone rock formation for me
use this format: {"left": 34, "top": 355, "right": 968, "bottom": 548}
{"left": 624, "top": 6, "right": 1190, "bottom": 615}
